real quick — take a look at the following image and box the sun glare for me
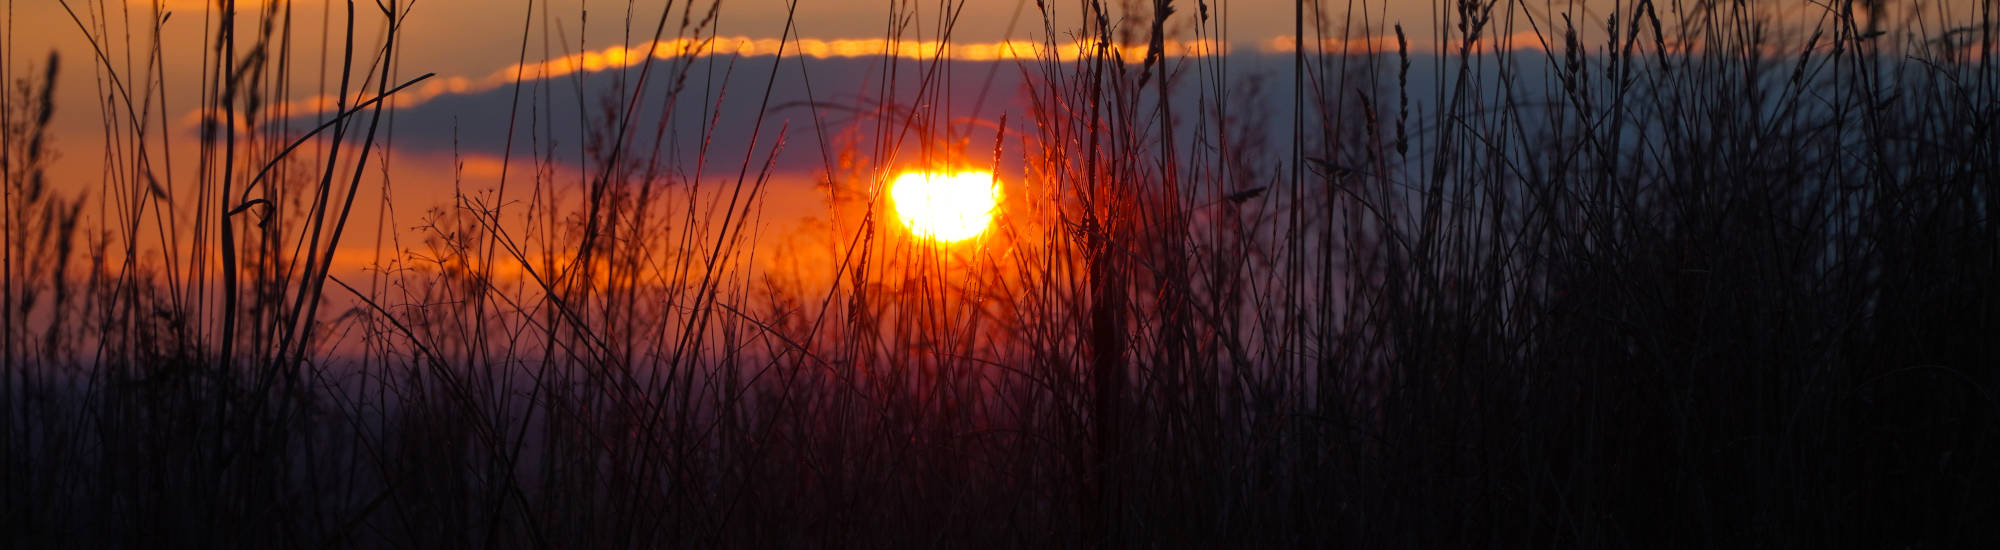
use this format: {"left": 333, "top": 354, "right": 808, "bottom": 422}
{"left": 890, "top": 171, "right": 1001, "bottom": 243}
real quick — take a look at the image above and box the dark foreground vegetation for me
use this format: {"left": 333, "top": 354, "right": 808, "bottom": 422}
{"left": 5, "top": 0, "right": 1997, "bottom": 546}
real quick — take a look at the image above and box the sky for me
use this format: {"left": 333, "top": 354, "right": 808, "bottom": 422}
{"left": 2, "top": 0, "right": 1984, "bottom": 286}
{"left": 5, "top": 0, "right": 1679, "bottom": 152}
{"left": 12, "top": 0, "right": 1960, "bottom": 179}
{"left": 3, "top": 0, "right": 1368, "bottom": 274}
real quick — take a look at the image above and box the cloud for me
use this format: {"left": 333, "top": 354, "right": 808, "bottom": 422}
{"left": 243, "top": 36, "right": 1230, "bottom": 124}
{"left": 130, "top": 0, "right": 279, "bottom": 11}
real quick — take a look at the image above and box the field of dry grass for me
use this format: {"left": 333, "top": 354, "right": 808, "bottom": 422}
{"left": 4, "top": 0, "right": 1997, "bottom": 546}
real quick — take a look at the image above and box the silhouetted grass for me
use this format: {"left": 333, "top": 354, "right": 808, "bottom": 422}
{"left": 4, "top": 0, "right": 1997, "bottom": 547}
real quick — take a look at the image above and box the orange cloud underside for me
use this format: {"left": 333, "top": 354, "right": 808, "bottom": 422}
{"left": 249, "top": 36, "right": 1229, "bottom": 122}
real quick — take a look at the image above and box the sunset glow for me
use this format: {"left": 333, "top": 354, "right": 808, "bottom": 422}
{"left": 11, "top": 0, "right": 1989, "bottom": 543}
{"left": 890, "top": 171, "right": 1000, "bottom": 243}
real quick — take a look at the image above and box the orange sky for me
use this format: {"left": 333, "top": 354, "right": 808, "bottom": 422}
{"left": 4, "top": 0, "right": 1986, "bottom": 290}
{"left": 3, "top": 0, "right": 1332, "bottom": 275}
{"left": 12, "top": 0, "right": 1972, "bottom": 142}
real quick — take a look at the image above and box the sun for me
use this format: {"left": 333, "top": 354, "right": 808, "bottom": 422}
{"left": 889, "top": 170, "right": 1000, "bottom": 243}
